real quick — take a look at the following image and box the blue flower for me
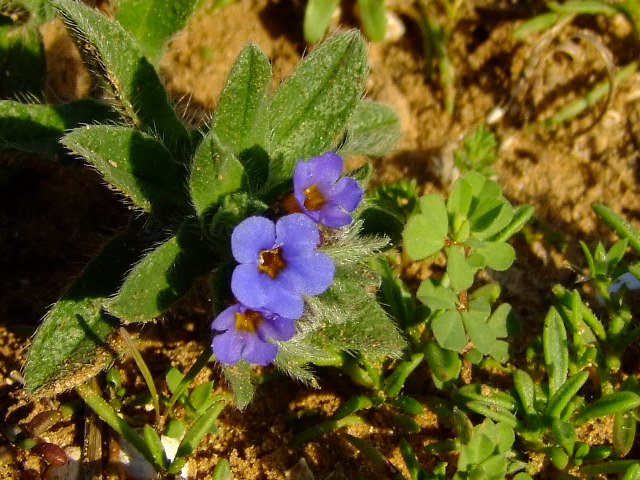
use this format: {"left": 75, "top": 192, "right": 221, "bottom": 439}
{"left": 230, "top": 213, "right": 335, "bottom": 319}
{"left": 293, "top": 152, "right": 364, "bottom": 228}
{"left": 211, "top": 303, "right": 295, "bottom": 365}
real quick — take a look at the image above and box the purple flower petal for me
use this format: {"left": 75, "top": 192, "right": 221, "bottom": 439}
{"left": 276, "top": 213, "right": 321, "bottom": 256}
{"left": 279, "top": 251, "right": 335, "bottom": 296}
{"left": 329, "top": 177, "right": 363, "bottom": 213}
{"left": 212, "top": 329, "right": 245, "bottom": 364}
{"left": 231, "top": 216, "right": 276, "bottom": 264}
{"left": 257, "top": 313, "right": 296, "bottom": 341}
{"left": 242, "top": 340, "right": 278, "bottom": 365}
{"left": 292, "top": 152, "right": 363, "bottom": 228}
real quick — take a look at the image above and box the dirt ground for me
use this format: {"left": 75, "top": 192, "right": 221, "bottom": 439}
{"left": 1, "top": 0, "right": 640, "bottom": 478}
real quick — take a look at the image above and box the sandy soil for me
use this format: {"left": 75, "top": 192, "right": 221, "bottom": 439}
{"left": 1, "top": 0, "right": 639, "bottom": 478}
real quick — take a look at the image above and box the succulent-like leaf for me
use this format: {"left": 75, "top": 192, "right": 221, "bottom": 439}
{"left": 543, "top": 307, "right": 569, "bottom": 396}
{"left": 0, "top": 99, "right": 119, "bottom": 158}
{"left": 613, "top": 411, "right": 636, "bottom": 457}
{"left": 23, "top": 223, "right": 147, "bottom": 395}
{"left": 107, "top": 219, "right": 212, "bottom": 323}
{"left": 573, "top": 391, "right": 640, "bottom": 426}
{"left": 51, "top": 0, "right": 191, "bottom": 157}
{"left": 267, "top": 30, "right": 367, "bottom": 191}
{"left": 337, "top": 100, "right": 401, "bottom": 157}
{"left": 357, "top": 0, "right": 386, "bottom": 41}
{"left": 62, "top": 126, "right": 188, "bottom": 218}
{"left": 116, "top": 0, "right": 200, "bottom": 65}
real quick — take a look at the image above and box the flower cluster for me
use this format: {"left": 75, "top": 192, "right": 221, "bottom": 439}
{"left": 211, "top": 152, "right": 364, "bottom": 365}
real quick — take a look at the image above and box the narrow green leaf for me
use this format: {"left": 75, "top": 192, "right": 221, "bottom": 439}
{"left": 116, "top": 0, "right": 200, "bottom": 65}
{"left": 51, "top": 0, "right": 191, "bottom": 157}
{"left": 62, "top": 126, "right": 188, "bottom": 217}
{"left": 76, "top": 382, "right": 159, "bottom": 471}
{"left": 357, "top": 0, "right": 386, "bottom": 41}
{"left": 267, "top": 30, "right": 367, "bottom": 188}
{"left": 513, "top": 369, "right": 537, "bottom": 415}
{"left": 613, "top": 411, "right": 636, "bottom": 458}
{"left": 303, "top": 0, "right": 339, "bottom": 43}
{"left": 432, "top": 310, "right": 467, "bottom": 351}
{"left": 545, "top": 370, "right": 589, "bottom": 420}
{"left": 175, "top": 399, "right": 225, "bottom": 458}
{"left": 489, "top": 204, "right": 534, "bottom": 243}
{"left": 424, "top": 340, "right": 461, "bottom": 382}
{"left": 0, "top": 99, "right": 119, "bottom": 158}
{"left": 337, "top": 99, "right": 401, "bottom": 157}
{"left": 622, "top": 463, "right": 640, "bottom": 480}
{"left": 142, "top": 424, "right": 168, "bottom": 471}
{"left": 573, "top": 391, "right": 640, "bottom": 426}
{"left": 552, "top": 418, "right": 576, "bottom": 455}
{"left": 107, "top": 220, "right": 211, "bottom": 322}
{"left": 332, "top": 395, "right": 373, "bottom": 420}
{"left": 403, "top": 193, "right": 448, "bottom": 260}
{"left": 189, "top": 131, "right": 246, "bottom": 217}
{"left": 23, "top": 224, "right": 146, "bottom": 395}
{"left": 593, "top": 203, "right": 640, "bottom": 254}
{"left": 513, "top": 12, "right": 560, "bottom": 40}
{"left": 213, "top": 43, "right": 271, "bottom": 155}
{"left": 543, "top": 307, "right": 569, "bottom": 395}
{"left": 383, "top": 353, "right": 424, "bottom": 398}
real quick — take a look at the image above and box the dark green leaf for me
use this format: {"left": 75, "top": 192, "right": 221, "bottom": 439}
{"left": 0, "top": 22, "right": 44, "bottom": 98}
{"left": 267, "top": 31, "right": 367, "bottom": 189}
{"left": 107, "top": 220, "right": 212, "bottom": 322}
{"left": 543, "top": 307, "right": 568, "bottom": 395}
{"left": 23, "top": 223, "right": 146, "bottom": 395}
{"left": 189, "top": 131, "right": 246, "bottom": 217}
{"left": 212, "top": 43, "right": 271, "bottom": 155}
{"left": 613, "top": 411, "right": 636, "bottom": 458}
{"left": 573, "top": 391, "right": 640, "bottom": 426}
{"left": 52, "top": 0, "right": 191, "bottom": 157}
{"left": 62, "top": 126, "right": 188, "bottom": 217}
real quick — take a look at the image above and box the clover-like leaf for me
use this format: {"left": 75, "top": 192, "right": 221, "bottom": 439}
{"left": 403, "top": 193, "right": 448, "bottom": 260}
{"left": 432, "top": 310, "right": 467, "bottom": 351}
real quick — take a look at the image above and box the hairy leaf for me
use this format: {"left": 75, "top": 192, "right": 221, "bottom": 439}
{"left": 337, "top": 100, "right": 401, "bottom": 157}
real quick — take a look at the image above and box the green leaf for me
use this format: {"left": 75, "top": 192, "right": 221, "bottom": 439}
{"left": 513, "top": 369, "right": 537, "bottom": 415}
{"left": 212, "top": 43, "right": 271, "bottom": 155}
{"left": 0, "top": 99, "right": 119, "bottom": 158}
{"left": 446, "top": 245, "right": 474, "bottom": 292}
{"left": 462, "top": 309, "right": 495, "bottom": 354}
{"left": 424, "top": 340, "right": 461, "bottom": 383}
{"left": 545, "top": 370, "right": 589, "bottom": 420}
{"left": 487, "top": 303, "right": 517, "bottom": 338}
{"left": 417, "top": 278, "right": 458, "bottom": 310}
{"left": 337, "top": 99, "right": 401, "bottom": 157}
{"left": 467, "top": 240, "right": 516, "bottom": 271}
{"left": 267, "top": 30, "right": 367, "bottom": 189}
{"left": 303, "top": 0, "right": 339, "bottom": 43}
{"left": 432, "top": 310, "right": 467, "bottom": 351}
{"left": 357, "top": 0, "right": 386, "bottom": 41}
{"left": 116, "top": 0, "right": 200, "bottom": 65}
{"left": 469, "top": 198, "right": 514, "bottom": 240}
{"left": 51, "top": 0, "right": 191, "bottom": 158}
{"left": 543, "top": 307, "right": 569, "bottom": 396}
{"left": 189, "top": 131, "right": 246, "bottom": 218}
{"left": 613, "top": 411, "right": 636, "bottom": 458}
{"left": 62, "top": 126, "right": 188, "bottom": 217}
{"left": 142, "top": 424, "right": 168, "bottom": 471}
{"left": 552, "top": 418, "right": 576, "bottom": 455}
{"left": 403, "top": 193, "right": 448, "bottom": 260}
{"left": 175, "top": 399, "right": 225, "bottom": 458}
{"left": 447, "top": 177, "right": 473, "bottom": 217}
{"left": 23, "top": 223, "right": 146, "bottom": 395}
{"left": 383, "top": 353, "right": 424, "bottom": 398}
{"left": 107, "top": 220, "right": 212, "bottom": 322}
{"left": 573, "top": 391, "right": 640, "bottom": 426}
{"left": 592, "top": 203, "right": 640, "bottom": 254}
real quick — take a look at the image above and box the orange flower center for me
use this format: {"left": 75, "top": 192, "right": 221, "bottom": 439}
{"left": 258, "top": 247, "right": 286, "bottom": 279}
{"left": 234, "top": 309, "right": 263, "bottom": 332}
{"left": 303, "top": 184, "right": 326, "bottom": 211}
